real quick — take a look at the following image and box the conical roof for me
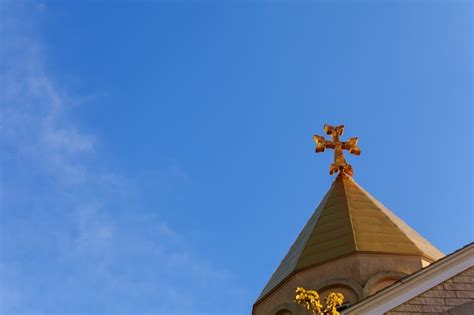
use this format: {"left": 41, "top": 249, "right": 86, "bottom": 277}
{"left": 257, "top": 175, "right": 444, "bottom": 301}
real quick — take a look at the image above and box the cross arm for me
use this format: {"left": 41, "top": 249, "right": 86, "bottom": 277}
{"left": 342, "top": 137, "right": 361, "bottom": 155}
{"left": 313, "top": 135, "right": 334, "bottom": 153}
{"left": 324, "top": 124, "right": 345, "bottom": 136}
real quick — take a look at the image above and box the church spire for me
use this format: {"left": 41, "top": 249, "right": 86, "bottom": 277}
{"left": 255, "top": 174, "right": 444, "bottom": 305}
{"left": 253, "top": 126, "right": 445, "bottom": 315}
{"left": 313, "top": 124, "right": 361, "bottom": 177}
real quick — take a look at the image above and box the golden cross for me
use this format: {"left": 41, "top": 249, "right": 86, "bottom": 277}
{"left": 313, "top": 124, "right": 361, "bottom": 177}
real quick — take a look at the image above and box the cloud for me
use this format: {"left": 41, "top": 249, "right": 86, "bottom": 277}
{"left": 0, "top": 3, "right": 245, "bottom": 314}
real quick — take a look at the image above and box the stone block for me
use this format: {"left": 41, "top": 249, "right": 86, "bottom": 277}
{"left": 455, "top": 290, "right": 474, "bottom": 299}
{"left": 421, "top": 304, "right": 452, "bottom": 312}
{"left": 392, "top": 304, "right": 423, "bottom": 312}
{"left": 410, "top": 297, "right": 445, "bottom": 305}
{"left": 444, "top": 283, "right": 474, "bottom": 291}
{"left": 434, "top": 283, "right": 445, "bottom": 290}
{"left": 445, "top": 298, "right": 472, "bottom": 306}
{"left": 421, "top": 289, "right": 456, "bottom": 298}
{"left": 460, "top": 267, "right": 474, "bottom": 276}
{"left": 407, "top": 304, "right": 423, "bottom": 312}
{"left": 453, "top": 276, "right": 474, "bottom": 283}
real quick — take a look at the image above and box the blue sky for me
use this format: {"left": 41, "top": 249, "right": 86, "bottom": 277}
{"left": 0, "top": 1, "right": 472, "bottom": 314}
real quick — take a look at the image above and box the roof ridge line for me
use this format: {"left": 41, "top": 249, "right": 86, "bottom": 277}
{"left": 256, "top": 179, "right": 336, "bottom": 301}
{"left": 342, "top": 176, "right": 359, "bottom": 251}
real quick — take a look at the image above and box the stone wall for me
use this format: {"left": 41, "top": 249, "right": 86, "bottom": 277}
{"left": 254, "top": 253, "right": 427, "bottom": 315}
{"left": 386, "top": 267, "right": 474, "bottom": 314}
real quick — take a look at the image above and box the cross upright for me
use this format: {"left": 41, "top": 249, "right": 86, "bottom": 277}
{"left": 313, "top": 124, "right": 361, "bottom": 177}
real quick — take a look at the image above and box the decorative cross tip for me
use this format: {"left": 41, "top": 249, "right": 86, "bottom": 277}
{"left": 313, "top": 124, "right": 361, "bottom": 177}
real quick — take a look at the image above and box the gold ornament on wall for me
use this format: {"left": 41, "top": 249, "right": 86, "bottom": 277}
{"left": 294, "top": 287, "right": 345, "bottom": 315}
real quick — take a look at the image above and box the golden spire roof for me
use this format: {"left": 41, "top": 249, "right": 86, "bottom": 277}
{"left": 256, "top": 125, "right": 444, "bottom": 303}
{"left": 257, "top": 176, "right": 444, "bottom": 302}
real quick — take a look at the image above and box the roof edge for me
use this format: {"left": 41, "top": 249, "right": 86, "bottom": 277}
{"left": 343, "top": 243, "right": 474, "bottom": 314}
{"left": 255, "top": 180, "right": 336, "bottom": 301}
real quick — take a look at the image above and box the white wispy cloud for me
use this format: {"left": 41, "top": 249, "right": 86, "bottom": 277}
{"left": 0, "top": 2, "right": 245, "bottom": 314}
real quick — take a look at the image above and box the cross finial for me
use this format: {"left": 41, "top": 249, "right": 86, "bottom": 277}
{"left": 313, "top": 124, "right": 361, "bottom": 177}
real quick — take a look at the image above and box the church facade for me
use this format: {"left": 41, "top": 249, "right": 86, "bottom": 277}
{"left": 347, "top": 243, "right": 474, "bottom": 314}
{"left": 252, "top": 125, "right": 473, "bottom": 315}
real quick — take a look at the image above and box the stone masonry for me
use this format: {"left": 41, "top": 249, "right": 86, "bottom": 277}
{"left": 385, "top": 266, "right": 474, "bottom": 314}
